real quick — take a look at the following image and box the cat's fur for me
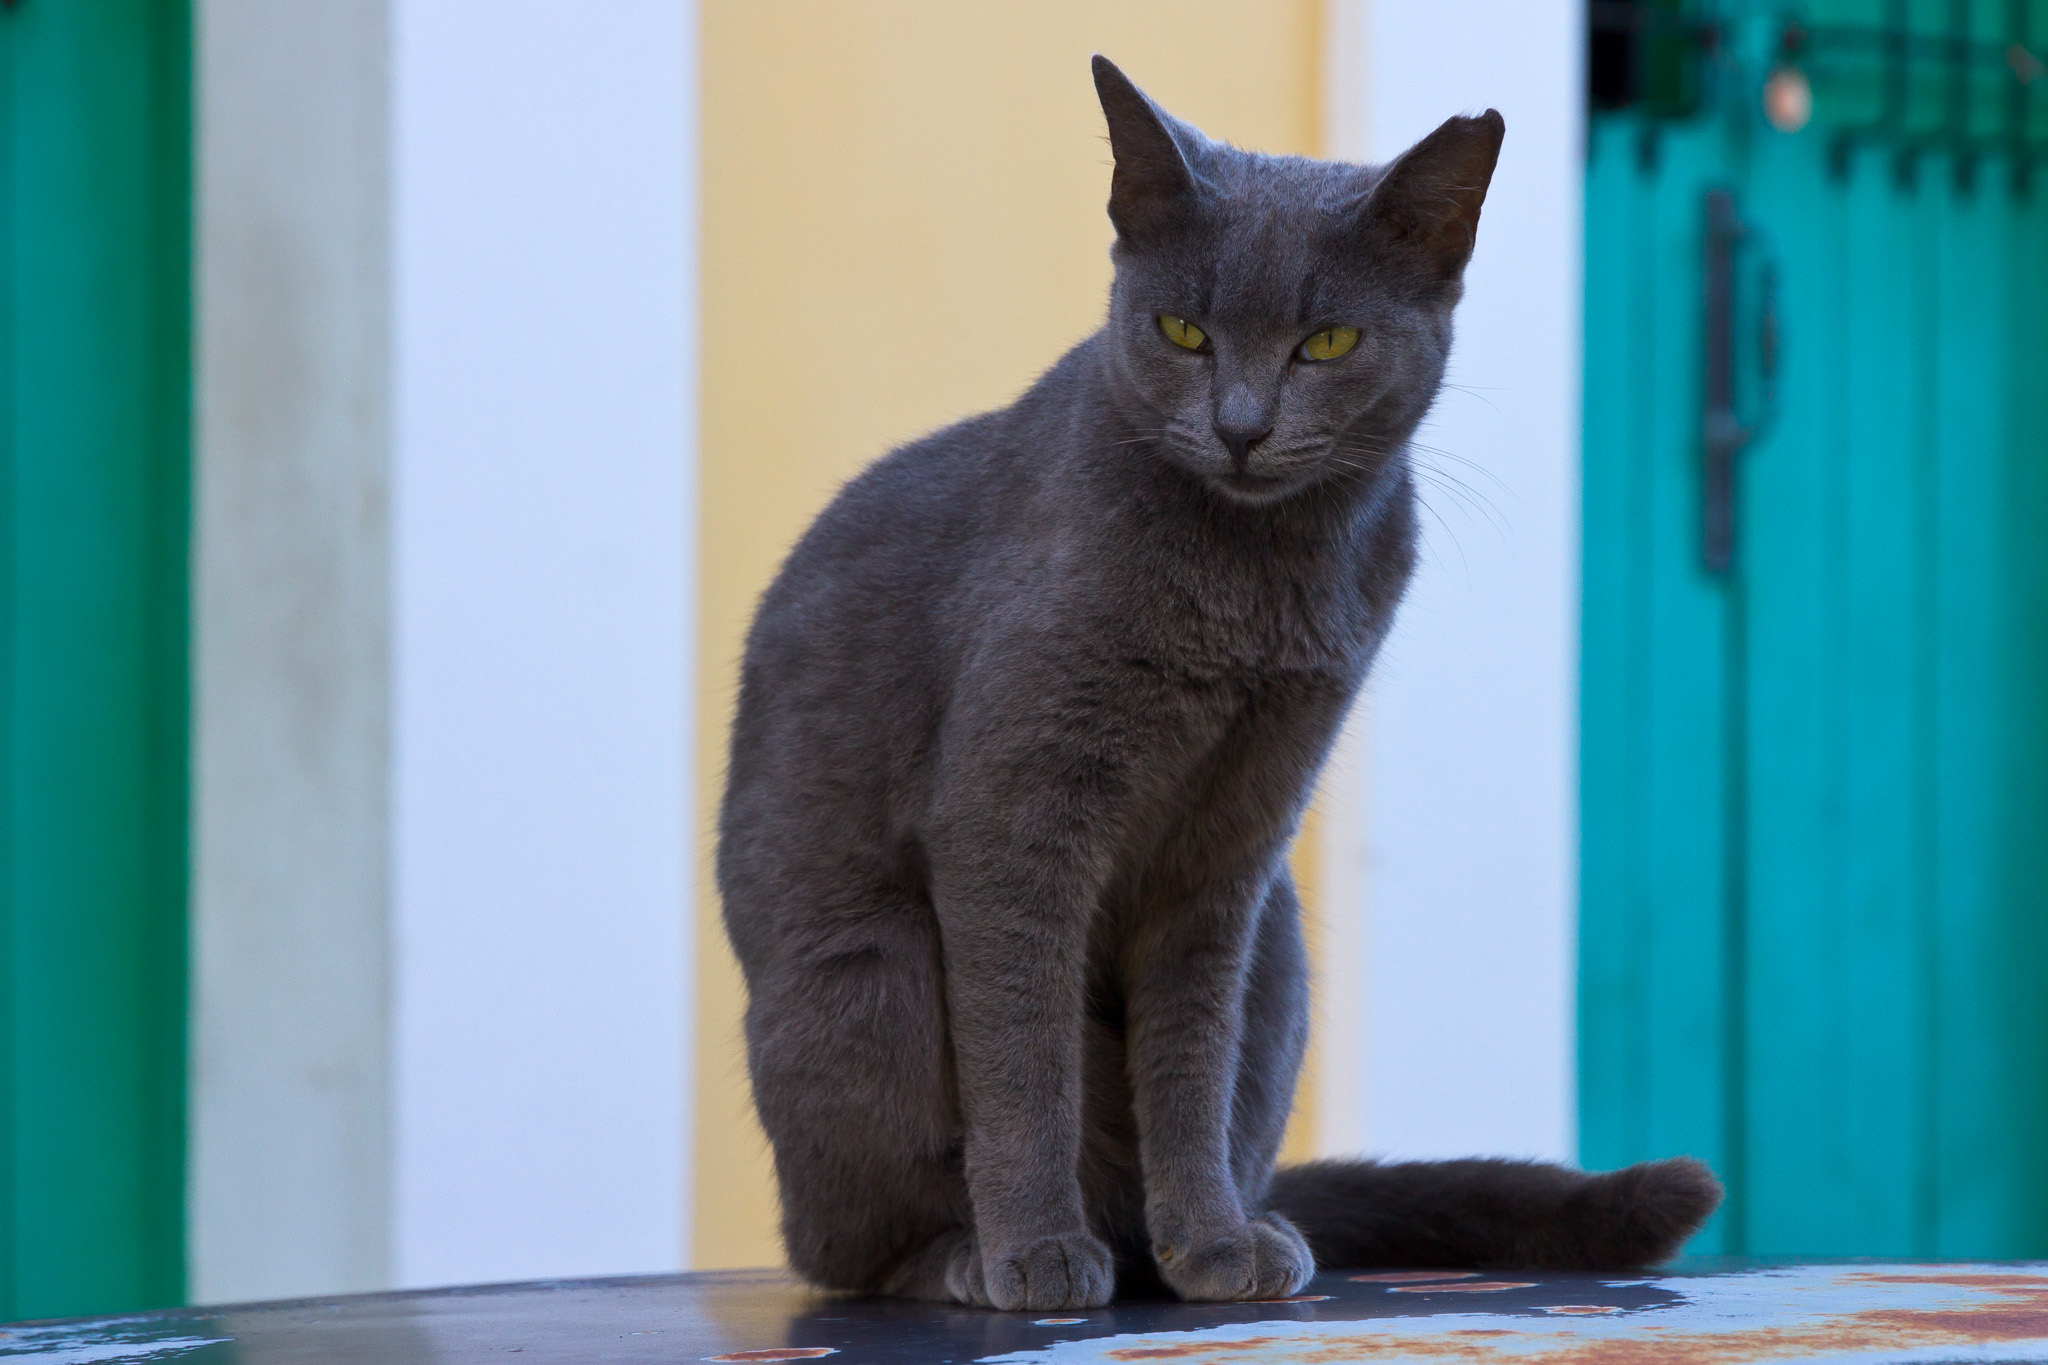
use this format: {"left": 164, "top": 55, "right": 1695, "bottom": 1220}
{"left": 717, "top": 56, "right": 1721, "bottom": 1312}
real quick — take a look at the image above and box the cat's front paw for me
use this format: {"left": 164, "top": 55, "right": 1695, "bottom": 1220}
{"left": 982, "top": 1231, "right": 1116, "bottom": 1311}
{"left": 1156, "top": 1212, "right": 1314, "bottom": 1302}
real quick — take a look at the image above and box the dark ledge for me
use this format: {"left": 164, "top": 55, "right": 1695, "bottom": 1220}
{"left": 7, "top": 1260, "right": 2048, "bottom": 1363}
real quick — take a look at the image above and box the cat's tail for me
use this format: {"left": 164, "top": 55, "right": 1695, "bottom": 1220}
{"left": 1264, "top": 1155, "right": 1722, "bottom": 1271}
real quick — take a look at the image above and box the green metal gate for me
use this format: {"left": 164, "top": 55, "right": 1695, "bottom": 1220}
{"left": 1581, "top": 0, "right": 2048, "bottom": 1256}
{"left": 1, "top": 0, "right": 189, "bottom": 1318}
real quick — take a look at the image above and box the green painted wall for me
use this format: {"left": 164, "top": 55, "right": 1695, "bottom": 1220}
{"left": 1582, "top": 0, "right": 2048, "bottom": 1256}
{"left": 1, "top": 0, "right": 190, "bottom": 1319}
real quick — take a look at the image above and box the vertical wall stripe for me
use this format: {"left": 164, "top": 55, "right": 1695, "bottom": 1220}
{"left": 389, "top": 0, "right": 694, "bottom": 1287}
{"left": 694, "top": 0, "right": 1322, "bottom": 1269}
{"left": 192, "top": 0, "right": 394, "bottom": 1303}
{"left": 1312, "top": 0, "right": 1374, "bottom": 1160}
{"left": 1322, "top": 0, "right": 1584, "bottom": 1163}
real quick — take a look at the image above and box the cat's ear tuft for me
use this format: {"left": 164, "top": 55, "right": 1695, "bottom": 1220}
{"left": 1092, "top": 55, "right": 1201, "bottom": 244}
{"left": 1358, "top": 110, "right": 1505, "bottom": 283}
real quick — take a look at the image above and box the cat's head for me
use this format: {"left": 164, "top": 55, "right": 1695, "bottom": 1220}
{"left": 1092, "top": 55, "right": 1502, "bottom": 506}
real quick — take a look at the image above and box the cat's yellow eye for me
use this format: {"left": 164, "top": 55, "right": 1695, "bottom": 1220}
{"left": 1298, "top": 325, "right": 1360, "bottom": 362}
{"left": 1158, "top": 314, "right": 1208, "bottom": 352}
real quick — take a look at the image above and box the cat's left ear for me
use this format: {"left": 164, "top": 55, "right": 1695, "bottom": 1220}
{"left": 1357, "top": 110, "right": 1506, "bottom": 284}
{"left": 1092, "top": 55, "right": 1203, "bottom": 244}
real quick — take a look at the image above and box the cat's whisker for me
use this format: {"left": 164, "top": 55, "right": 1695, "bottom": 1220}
{"left": 1409, "top": 487, "right": 1476, "bottom": 581}
{"left": 1407, "top": 463, "right": 1511, "bottom": 535}
{"left": 1403, "top": 442, "right": 1515, "bottom": 498}
{"left": 1438, "top": 382, "right": 1505, "bottom": 415}
{"left": 1412, "top": 474, "right": 1511, "bottom": 542}
{"left": 1332, "top": 438, "right": 1516, "bottom": 525}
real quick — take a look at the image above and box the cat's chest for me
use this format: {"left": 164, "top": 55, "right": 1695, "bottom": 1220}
{"left": 1128, "top": 553, "right": 1380, "bottom": 682}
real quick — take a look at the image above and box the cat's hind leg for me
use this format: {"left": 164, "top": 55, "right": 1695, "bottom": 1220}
{"left": 877, "top": 1225, "right": 990, "bottom": 1305}
{"left": 741, "top": 895, "right": 982, "bottom": 1300}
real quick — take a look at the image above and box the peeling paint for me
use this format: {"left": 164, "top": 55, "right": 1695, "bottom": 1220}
{"left": 0, "top": 1329, "right": 224, "bottom": 1364}
{"left": 1388, "top": 1283, "right": 1539, "bottom": 1294}
{"left": 977, "top": 1264, "right": 2048, "bottom": 1365}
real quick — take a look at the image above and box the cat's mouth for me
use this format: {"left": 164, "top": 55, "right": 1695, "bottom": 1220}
{"left": 1212, "top": 467, "right": 1301, "bottom": 503}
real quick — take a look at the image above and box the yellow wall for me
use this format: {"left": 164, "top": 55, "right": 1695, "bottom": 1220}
{"left": 696, "top": 0, "right": 1325, "bottom": 1270}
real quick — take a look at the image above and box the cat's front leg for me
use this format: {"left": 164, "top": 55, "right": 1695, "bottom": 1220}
{"left": 931, "top": 863, "right": 1115, "bottom": 1309}
{"left": 1127, "top": 863, "right": 1315, "bottom": 1302}
{"left": 928, "top": 801, "right": 1119, "bottom": 1311}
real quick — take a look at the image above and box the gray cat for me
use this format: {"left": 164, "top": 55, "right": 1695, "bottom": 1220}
{"left": 717, "top": 56, "right": 1720, "bottom": 1312}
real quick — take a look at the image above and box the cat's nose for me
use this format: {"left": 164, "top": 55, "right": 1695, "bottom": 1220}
{"left": 1213, "top": 420, "right": 1272, "bottom": 467}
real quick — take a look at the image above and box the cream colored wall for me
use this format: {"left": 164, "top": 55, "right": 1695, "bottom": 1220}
{"left": 696, "top": 0, "right": 1325, "bottom": 1269}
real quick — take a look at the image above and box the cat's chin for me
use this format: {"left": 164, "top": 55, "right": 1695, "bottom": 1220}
{"left": 1205, "top": 468, "right": 1313, "bottom": 506}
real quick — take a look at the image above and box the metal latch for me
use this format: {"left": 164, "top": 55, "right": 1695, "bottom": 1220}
{"left": 1701, "top": 188, "right": 1778, "bottom": 575}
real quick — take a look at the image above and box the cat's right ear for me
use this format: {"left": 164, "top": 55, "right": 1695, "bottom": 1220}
{"left": 1092, "top": 55, "right": 1201, "bottom": 244}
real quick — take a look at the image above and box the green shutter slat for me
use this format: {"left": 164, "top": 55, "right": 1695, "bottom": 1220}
{"left": 1579, "top": 117, "right": 1638, "bottom": 1182}
{"left": 1, "top": 0, "right": 190, "bottom": 1319}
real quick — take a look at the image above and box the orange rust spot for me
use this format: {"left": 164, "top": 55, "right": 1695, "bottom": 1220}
{"left": 1350, "top": 1271, "right": 1480, "bottom": 1283}
{"left": 1388, "top": 1281, "right": 1538, "bottom": 1293}
{"left": 1542, "top": 1305, "right": 1623, "bottom": 1316}
{"left": 1106, "top": 1336, "right": 1279, "bottom": 1360}
{"left": 1259, "top": 1334, "right": 1530, "bottom": 1363}
{"left": 1850, "top": 1271, "right": 2048, "bottom": 1291}
{"left": 706, "top": 1351, "right": 838, "bottom": 1362}
{"left": 1859, "top": 1305, "right": 2048, "bottom": 1341}
{"left": 1127, "top": 1335, "right": 1512, "bottom": 1364}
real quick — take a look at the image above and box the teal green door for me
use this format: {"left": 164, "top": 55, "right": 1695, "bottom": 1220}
{"left": 1581, "top": 0, "right": 2048, "bottom": 1256}
{"left": 1, "top": 0, "right": 189, "bottom": 1318}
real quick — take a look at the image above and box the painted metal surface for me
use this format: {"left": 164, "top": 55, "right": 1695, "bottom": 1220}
{"left": 1580, "top": 0, "right": 2048, "bottom": 1257}
{"left": 10, "top": 1262, "right": 2048, "bottom": 1363}
{"left": 0, "top": 0, "right": 191, "bottom": 1323}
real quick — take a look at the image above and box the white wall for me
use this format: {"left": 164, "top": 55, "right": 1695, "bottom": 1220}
{"left": 1318, "top": 0, "right": 1584, "bottom": 1165}
{"left": 390, "top": 0, "right": 696, "bottom": 1288}
{"left": 194, "top": 0, "right": 698, "bottom": 1301}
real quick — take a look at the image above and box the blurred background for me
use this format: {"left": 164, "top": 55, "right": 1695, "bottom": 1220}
{"left": 1, "top": 0, "right": 2044, "bottom": 1324}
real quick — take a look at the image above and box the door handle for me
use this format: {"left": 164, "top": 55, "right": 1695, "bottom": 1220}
{"left": 1701, "top": 187, "right": 1778, "bottom": 574}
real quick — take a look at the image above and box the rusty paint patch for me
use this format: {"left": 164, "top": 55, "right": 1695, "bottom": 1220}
{"left": 1104, "top": 1337, "right": 1280, "bottom": 1361}
{"left": 1386, "top": 1282, "right": 1537, "bottom": 1294}
{"left": 1850, "top": 1270, "right": 2048, "bottom": 1291}
{"left": 980, "top": 1263, "right": 2048, "bottom": 1365}
{"left": 707, "top": 1350, "right": 839, "bottom": 1362}
{"left": 1036, "top": 1318, "right": 1090, "bottom": 1326}
{"left": 1350, "top": 1272, "right": 1481, "bottom": 1283}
